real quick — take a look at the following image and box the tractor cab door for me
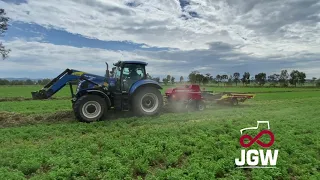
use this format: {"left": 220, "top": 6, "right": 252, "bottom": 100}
{"left": 113, "top": 63, "right": 145, "bottom": 111}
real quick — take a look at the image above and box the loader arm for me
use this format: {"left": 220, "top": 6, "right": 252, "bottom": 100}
{"left": 31, "top": 69, "right": 102, "bottom": 100}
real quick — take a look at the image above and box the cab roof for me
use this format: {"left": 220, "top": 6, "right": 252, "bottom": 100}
{"left": 113, "top": 60, "right": 148, "bottom": 67}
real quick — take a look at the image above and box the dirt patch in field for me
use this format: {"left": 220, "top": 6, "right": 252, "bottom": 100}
{"left": 0, "top": 97, "right": 70, "bottom": 102}
{"left": 0, "top": 111, "right": 75, "bottom": 128}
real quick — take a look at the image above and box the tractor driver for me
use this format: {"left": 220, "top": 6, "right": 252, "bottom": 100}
{"left": 122, "top": 65, "right": 142, "bottom": 90}
{"left": 128, "top": 65, "right": 141, "bottom": 80}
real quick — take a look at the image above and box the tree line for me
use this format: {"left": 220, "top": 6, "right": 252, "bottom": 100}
{"left": 0, "top": 79, "right": 51, "bottom": 85}
{"left": 147, "top": 74, "right": 184, "bottom": 85}
{"left": 148, "top": 69, "right": 320, "bottom": 87}
{"left": 186, "top": 69, "right": 319, "bottom": 87}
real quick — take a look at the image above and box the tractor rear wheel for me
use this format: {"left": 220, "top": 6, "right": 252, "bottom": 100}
{"left": 73, "top": 95, "right": 106, "bottom": 123}
{"left": 132, "top": 87, "right": 163, "bottom": 116}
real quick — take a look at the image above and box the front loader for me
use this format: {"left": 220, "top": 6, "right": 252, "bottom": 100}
{"left": 32, "top": 61, "right": 163, "bottom": 122}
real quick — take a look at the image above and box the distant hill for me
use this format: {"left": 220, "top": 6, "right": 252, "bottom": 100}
{"left": 1, "top": 78, "right": 43, "bottom": 81}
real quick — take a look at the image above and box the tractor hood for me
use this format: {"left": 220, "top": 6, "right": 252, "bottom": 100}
{"left": 81, "top": 73, "right": 105, "bottom": 84}
{"left": 76, "top": 73, "right": 116, "bottom": 92}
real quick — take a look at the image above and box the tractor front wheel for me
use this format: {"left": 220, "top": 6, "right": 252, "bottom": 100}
{"left": 73, "top": 95, "right": 106, "bottom": 123}
{"left": 133, "top": 87, "right": 163, "bottom": 116}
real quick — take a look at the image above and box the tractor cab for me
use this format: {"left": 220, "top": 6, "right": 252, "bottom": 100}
{"left": 103, "top": 60, "right": 163, "bottom": 113}
{"left": 112, "top": 61, "right": 147, "bottom": 93}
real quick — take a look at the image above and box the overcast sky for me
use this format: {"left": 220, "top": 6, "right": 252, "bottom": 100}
{"left": 0, "top": 0, "right": 319, "bottom": 79}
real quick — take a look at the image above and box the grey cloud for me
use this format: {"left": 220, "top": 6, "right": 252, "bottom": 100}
{"left": 1, "top": 0, "right": 320, "bottom": 78}
{"left": 2, "top": 39, "right": 320, "bottom": 79}
{"left": 71, "top": 0, "right": 134, "bottom": 16}
{"left": 207, "top": 41, "right": 236, "bottom": 51}
{"left": 238, "top": 0, "right": 320, "bottom": 35}
{"left": 225, "top": 0, "right": 265, "bottom": 14}
{"left": 135, "top": 40, "right": 320, "bottom": 78}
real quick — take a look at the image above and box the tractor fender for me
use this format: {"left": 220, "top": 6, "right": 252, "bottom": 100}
{"left": 76, "top": 89, "right": 111, "bottom": 107}
{"left": 129, "top": 79, "right": 162, "bottom": 96}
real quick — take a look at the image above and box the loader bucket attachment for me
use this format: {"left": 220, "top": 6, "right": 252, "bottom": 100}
{"left": 31, "top": 90, "right": 48, "bottom": 100}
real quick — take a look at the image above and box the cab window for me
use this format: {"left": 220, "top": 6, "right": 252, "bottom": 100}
{"left": 115, "top": 67, "right": 121, "bottom": 79}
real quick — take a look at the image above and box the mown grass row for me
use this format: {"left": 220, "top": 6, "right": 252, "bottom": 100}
{"left": 0, "top": 90, "right": 319, "bottom": 179}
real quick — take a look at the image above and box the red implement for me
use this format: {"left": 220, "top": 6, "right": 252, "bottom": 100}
{"left": 165, "top": 84, "right": 203, "bottom": 101}
{"left": 164, "top": 84, "right": 256, "bottom": 110}
{"left": 164, "top": 84, "right": 205, "bottom": 111}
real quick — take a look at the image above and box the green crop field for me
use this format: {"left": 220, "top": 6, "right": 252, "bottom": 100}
{"left": 0, "top": 85, "right": 319, "bottom": 179}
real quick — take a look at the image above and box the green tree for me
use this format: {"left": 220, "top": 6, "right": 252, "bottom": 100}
{"left": 268, "top": 74, "right": 280, "bottom": 87}
{"left": 195, "top": 73, "right": 204, "bottom": 84}
{"left": 202, "top": 77, "right": 208, "bottom": 85}
{"left": 41, "top": 78, "right": 51, "bottom": 85}
{"left": 0, "top": 78, "right": 9, "bottom": 85}
{"left": 166, "top": 75, "right": 171, "bottom": 82}
{"left": 316, "top": 79, "right": 320, "bottom": 87}
{"left": 11, "top": 80, "right": 23, "bottom": 85}
{"left": 289, "top": 70, "right": 300, "bottom": 87}
{"left": 188, "top": 71, "right": 198, "bottom": 83}
{"left": 162, "top": 78, "right": 168, "bottom": 85}
{"left": 255, "top": 73, "right": 267, "bottom": 86}
{"left": 298, "top": 71, "right": 306, "bottom": 86}
{"left": 289, "top": 70, "right": 306, "bottom": 87}
{"left": 171, "top": 76, "right": 175, "bottom": 84}
{"left": 227, "top": 75, "right": 233, "bottom": 85}
{"left": 24, "top": 79, "right": 34, "bottom": 85}
{"left": 279, "top": 70, "right": 289, "bottom": 87}
{"left": 0, "top": 9, "right": 10, "bottom": 59}
{"left": 241, "top": 72, "right": 250, "bottom": 86}
{"left": 233, "top": 72, "right": 240, "bottom": 86}
{"left": 179, "top": 76, "right": 184, "bottom": 83}
{"left": 216, "top": 75, "right": 221, "bottom": 86}
{"left": 205, "top": 73, "right": 213, "bottom": 84}
{"left": 221, "top": 74, "right": 228, "bottom": 86}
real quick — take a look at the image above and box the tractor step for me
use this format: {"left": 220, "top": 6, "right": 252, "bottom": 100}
{"left": 114, "top": 92, "right": 130, "bottom": 111}
{"left": 122, "top": 93, "right": 129, "bottom": 111}
{"left": 113, "top": 92, "right": 122, "bottom": 110}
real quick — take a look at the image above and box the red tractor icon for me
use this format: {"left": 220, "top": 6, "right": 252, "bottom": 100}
{"left": 239, "top": 121, "right": 275, "bottom": 148}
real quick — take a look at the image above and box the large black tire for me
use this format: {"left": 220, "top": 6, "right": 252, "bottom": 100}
{"left": 132, "top": 87, "right": 163, "bottom": 116}
{"left": 73, "top": 95, "right": 107, "bottom": 123}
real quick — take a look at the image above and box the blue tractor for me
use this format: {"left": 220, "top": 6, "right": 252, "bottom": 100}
{"left": 32, "top": 61, "right": 163, "bottom": 122}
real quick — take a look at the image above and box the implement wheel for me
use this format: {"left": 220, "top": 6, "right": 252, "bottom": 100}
{"left": 197, "top": 100, "right": 206, "bottom": 111}
{"left": 73, "top": 95, "right": 106, "bottom": 122}
{"left": 230, "top": 98, "right": 238, "bottom": 106}
{"left": 133, "top": 87, "right": 163, "bottom": 116}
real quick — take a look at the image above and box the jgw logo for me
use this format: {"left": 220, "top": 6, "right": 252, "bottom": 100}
{"left": 235, "top": 121, "right": 279, "bottom": 168}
